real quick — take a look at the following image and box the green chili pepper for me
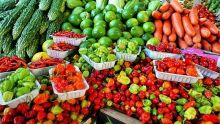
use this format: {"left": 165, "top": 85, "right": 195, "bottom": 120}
{"left": 143, "top": 106, "right": 151, "bottom": 113}
{"left": 159, "top": 94, "right": 171, "bottom": 104}
{"left": 149, "top": 94, "right": 155, "bottom": 100}
{"left": 143, "top": 99, "right": 152, "bottom": 106}
{"left": 157, "top": 114, "right": 163, "bottom": 120}
{"left": 176, "top": 98, "right": 188, "bottom": 105}
{"left": 189, "top": 89, "right": 203, "bottom": 99}
{"left": 184, "top": 107, "right": 196, "bottom": 120}
{"left": 152, "top": 107, "right": 157, "bottom": 115}
{"left": 176, "top": 105, "right": 183, "bottom": 113}
{"left": 198, "top": 106, "right": 212, "bottom": 114}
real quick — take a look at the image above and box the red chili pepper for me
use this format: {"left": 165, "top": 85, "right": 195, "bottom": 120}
{"left": 202, "top": 114, "right": 220, "bottom": 123}
{"left": 183, "top": 101, "right": 196, "bottom": 109}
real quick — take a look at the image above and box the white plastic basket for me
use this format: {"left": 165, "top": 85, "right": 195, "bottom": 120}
{"left": 144, "top": 48, "right": 182, "bottom": 60}
{"left": 114, "top": 47, "right": 141, "bottom": 62}
{"left": 0, "top": 71, "right": 14, "bottom": 79}
{"left": 153, "top": 60, "right": 203, "bottom": 84}
{"left": 28, "top": 61, "right": 69, "bottom": 76}
{"left": 47, "top": 49, "right": 73, "bottom": 59}
{"left": 49, "top": 66, "right": 89, "bottom": 101}
{"left": 195, "top": 64, "right": 220, "bottom": 79}
{"left": 218, "top": 58, "right": 220, "bottom": 68}
{"left": 52, "top": 36, "right": 86, "bottom": 46}
{"left": 82, "top": 55, "right": 116, "bottom": 70}
{"left": 0, "top": 80, "right": 41, "bottom": 108}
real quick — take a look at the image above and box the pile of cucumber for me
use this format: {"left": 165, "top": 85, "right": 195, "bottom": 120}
{"left": 0, "top": 0, "right": 65, "bottom": 59}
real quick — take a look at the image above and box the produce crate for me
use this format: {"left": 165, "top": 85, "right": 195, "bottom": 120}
{"left": 82, "top": 55, "right": 116, "bottom": 70}
{"left": 0, "top": 80, "right": 41, "bottom": 108}
{"left": 97, "top": 108, "right": 141, "bottom": 124}
{"left": 52, "top": 35, "right": 86, "bottom": 46}
{"left": 144, "top": 48, "right": 182, "bottom": 60}
{"left": 114, "top": 47, "right": 141, "bottom": 62}
{"left": 49, "top": 66, "right": 89, "bottom": 101}
{"left": 47, "top": 48, "right": 73, "bottom": 59}
{"left": 195, "top": 64, "right": 220, "bottom": 79}
{"left": 153, "top": 60, "right": 204, "bottom": 84}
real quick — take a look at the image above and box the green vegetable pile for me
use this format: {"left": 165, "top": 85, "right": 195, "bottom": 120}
{"left": 0, "top": 68, "right": 36, "bottom": 102}
{"left": 116, "top": 37, "right": 141, "bottom": 54}
{"left": 0, "top": 0, "right": 66, "bottom": 58}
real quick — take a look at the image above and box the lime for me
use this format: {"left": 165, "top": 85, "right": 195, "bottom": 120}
{"left": 72, "top": 28, "right": 82, "bottom": 33}
{"left": 94, "top": 20, "right": 107, "bottom": 28}
{"left": 92, "top": 26, "right": 106, "bottom": 38}
{"left": 134, "top": 2, "right": 145, "bottom": 12}
{"left": 142, "top": 33, "right": 153, "bottom": 41}
{"left": 122, "top": 32, "right": 132, "bottom": 39}
{"left": 98, "top": 37, "right": 113, "bottom": 47}
{"left": 93, "top": 14, "right": 104, "bottom": 23}
{"left": 83, "top": 28, "right": 93, "bottom": 38}
{"left": 131, "top": 37, "right": 145, "bottom": 46}
{"left": 91, "top": 9, "right": 101, "bottom": 17}
{"left": 109, "top": 19, "right": 123, "bottom": 29}
{"left": 126, "top": 18, "right": 139, "bottom": 28}
{"left": 105, "top": 11, "right": 116, "bottom": 22}
{"left": 107, "top": 27, "right": 122, "bottom": 40}
{"left": 80, "top": 19, "right": 93, "bottom": 29}
{"left": 137, "top": 11, "right": 149, "bottom": 23}
{"left": 72, "top": 7, "right": 84, "bottom": 15}
{"left": 143, "top": 22, "right": 155, "bottom": 33}
{"left": 80, "top": 12, "right": 90, "bottom": 19}
{"left": 80, "top": 41, "right": 92, "bottom": 48}
{"left": 62, "top": 22, "right": 73, "bottom": 31}
{"left": 64, "top": 10, "right": 71, "bottom": 21}
{"left": 105, "top": 4, "right": 117, "bottom": 12}
{"left": 87, "top": 38, "right": 96, "bottom": 44}
{"left": 130, "top": 26, "right": 144, "bottom": 37}
{"left": 85, "top": 1, "right": 96, "bottom": 12}
{"left": 122, "top": 9, "right": 135, "bottom": 20}
{"left": 116, "top": 13, "right": 122, "bottom": 20}
{"left": 68, "top": 14, "right": 81, "bottom": 26}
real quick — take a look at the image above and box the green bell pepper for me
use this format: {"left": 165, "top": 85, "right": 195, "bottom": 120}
{"left": 22, "top": 75, "right": 35, "bottom": 82}
{"left": 176, "top": 105, "right": 183, "bottom": 113}
{"left": 143, "top": 106, "right": 151, "bottom": 113}
{"left": 184, "top": 107, "right": 196, "bottom": 120}
{"left": 198, "top": 106, "right": 212, "bottom": 114}
{"left": 22, "top": 82, "right": 35, "bottom": 89}
{"left": 159, "top": 94, "right": 171, "bottom": 104}
{"left": 3, "top": 91, "right": 14, "bottom": 102}
{"left": 0, "top": 80, "right": 15, "bottom": 92}
{"left": 16, "top": 87, "right": 30, "bottom": 97}
{"left": 176, "top": 98, "right": 188, "bottom": 105}
{"left": 129, "top": 84, "right": 139, "bottom": 94}
{"left": 189, "top": 89, "right": 203, "bottom": 99}
{"left": 143, "top": 99, "right": 152, "bottom": 106}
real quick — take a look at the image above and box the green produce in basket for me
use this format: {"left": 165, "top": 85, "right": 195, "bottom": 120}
{"left": 72, "top": 7, "right": 84, "bottom": 15}
{"left": 3, "top": 91, "right": 14, "bottom": 102}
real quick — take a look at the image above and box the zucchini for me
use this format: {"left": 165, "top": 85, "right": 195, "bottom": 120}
{"left": 0, "top": 0, "right": 16, "bottom": 11}
{"left": 2, "top": 33, "right": 13, "bottom": 54}
{"left": 26, "top": 34, "right": 39, "bottom": 58}
{"left": 39, "top": 0, "right": 52, "bottom": 11}
{"left": 46, "top": 14, "right": 64, "bottom": 39}
{"left": 12, "top": 0, "right": 37, "bottom": 40}
{"left": 16, "top": 9, "right": 43, "bottom": 52}
{"left": 39, "top": 17, "right": 49, "bottom": 34}
{"left": 47, "top": 0, "right": 63, "bottom": 21}
{"left": 0, "top": 2, "right": 29, "bottom": 36}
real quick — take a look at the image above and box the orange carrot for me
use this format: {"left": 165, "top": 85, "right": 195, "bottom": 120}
{"left": 182, "top": 15, "right": 196, "bottom": 36}
{"left": 193, "top": 25, "right": 201, "bottom": 43}
{"left": 200, "top": 27, "right": 211, "bottom": 38}
{"left": 189, "top": 8, "right": 199, "bottom": 25}
{"left": 169, "top": 42, "right": 177, "bottom": 48}
{"left": 152, "top": 11, "right": 162, "bottom": 20}
{"left": 184, "top": 34, "right": 193, "bottom": 46}
{"left": 201, "top": 40, "right": 212, "bottom": 51}
{"left": 159, "top": 2, "right": 170, "bottom": 12}
{"left": 202, "top": 20, "right": 219, "bottom": 35}
{"left": 171, "top": 13, "right": 185, "bottom": 38}
{"left": 178, "top": 38, "right": 188, "bottom": 49}
{"left": 163, "top": 20, "right": 171, "bottom": 35}
{"left": 162, "top": 34, "right": 169, "bottom": 43}
{"left": 154, "top": 32, "right": 163, "bottom": 41}
{"left": 183, "top": 9, "right": 190, "bottom": 14}
{"left": 193, "top": 43, "right": 202, "bottom": 49}
{"left": 207, "top": 35, "right": 217, "bottom": 43}
{"left": 170, "top": 0, "right": 184, "bottom": 13}
{"left": 154, "top": 20, "right": 163, "bottom": 41}
{"left": 169, "top": 27, "right": 177, "bottom": 42}
{"left": 162, "top": 8, "right": 174, "bottom": 20}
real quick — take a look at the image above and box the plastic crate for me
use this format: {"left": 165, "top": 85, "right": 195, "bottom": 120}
{"left": 195, "top": 64, "right": 220, "bottom": 79}
{"left": 47, "top": 49, "right": 73, "bottom": 59}
{"left": 144, "top": 48, "right": 182, "bottom": 60}
{"left": 82, "top": 55, "right": 116, "bottom": 70}
{"left": 49, "top": 66, "right": 89, "bottom": 101}
{"left": 153, "top": 60, "right": 203, "bottom": 84}
{"left": 0, "top": 80, "right": 41, "bottom": 108}
{"left": 114, "top": 47, "right": 141, "bottom": 62}
{"left": 28, "top": 61, "right": 69, "bottom": 76}
{"left": 52, "top": 36, "right": 86, "bottom": 46}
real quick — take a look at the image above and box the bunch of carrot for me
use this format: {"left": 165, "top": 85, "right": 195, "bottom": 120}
{"left": 152, "top": 0, "right": 220, "bottom": 54}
